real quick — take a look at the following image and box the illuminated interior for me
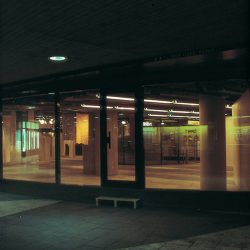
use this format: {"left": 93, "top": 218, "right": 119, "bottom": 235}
{"left": 3, "top": 95, "right": 55, "bottom": 183}
{"left": 2, "top": 85, "right": 250, "bottom": 191}
{"left": 60, "top": 91, "right": 100, "bottom": 186}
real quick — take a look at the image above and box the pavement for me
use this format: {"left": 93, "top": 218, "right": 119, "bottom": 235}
{"left": 0, "top": 192, "right": 249, "bottom": 250}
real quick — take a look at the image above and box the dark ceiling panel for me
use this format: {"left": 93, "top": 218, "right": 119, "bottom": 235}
{"left": 1, "top": 0, "right": 248, "bottom": 84}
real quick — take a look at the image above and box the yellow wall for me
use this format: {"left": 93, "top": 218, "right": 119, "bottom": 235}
{"left": 76, "top": 113, "right": 89, "bottom": 145}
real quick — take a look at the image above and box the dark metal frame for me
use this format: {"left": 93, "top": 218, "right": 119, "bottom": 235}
{"left": 100, "top": 90, "right": 107, "bottom": 186}
{"left": 54, "top": 92, "right": 61, "bottom": 184}
{"left": 100, "top": 87, "right": 145, "bottom": 188}
{"left": 134, "top": 87, "right": 145, "bottom": 188}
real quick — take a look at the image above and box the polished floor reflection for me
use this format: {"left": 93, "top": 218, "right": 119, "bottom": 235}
{"left": 3, "top": 161, "right": 236, "bottom": 190}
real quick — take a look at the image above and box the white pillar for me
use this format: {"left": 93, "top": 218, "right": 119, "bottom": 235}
{"left": 199, "top": 95, "right": 226, "bottom": 190}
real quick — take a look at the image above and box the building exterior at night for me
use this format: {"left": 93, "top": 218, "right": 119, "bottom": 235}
{"left": 0, "top": 1, "right": 249, "bottom": 210}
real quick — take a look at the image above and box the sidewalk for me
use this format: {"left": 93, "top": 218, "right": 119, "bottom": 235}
{"left": 0, "top": 192, "right": 249, "bottom": 250}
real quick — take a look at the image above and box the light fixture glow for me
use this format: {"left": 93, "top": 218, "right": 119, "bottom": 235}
{"left": 143, "top": 121, "right": 153, "bottom": 126}
{"left": 170, "top": 109, "right": 199, "bottom": 114}
{"left": 144, "top": 99, "right": 173, "bottom": 104}
{"left": 115, "top": 106, "right": 135, "bottom": 110}
{"left": 81, "top": 104, "right": 113, "bottom": 109}
{"left": 226, "top": 104, "right": 232, "bottom": 109}
{"left": 27, "top": 106, "right": 36, "bottom": 110}
{"left": 171, "top": 115, "right": 199, "bottom": 119}
{"left": 144, "top": 108, "right": 199, "bottom": 114}
{"left": 148, "top": 113, "right": 199, "bottom": 119}
{"left": 148, "top": 114, "right": 169, "bottom": 117}
{"left": 144, "top": 108, "right": 169, "bottom": 113}
{"left": 174, "top": 100, "right": 199, "bottom": 106}
{"left": 97, "top": 95, "right": 233, "bottom": 111}
{"left": 107, "top": 96, "right": 134, "bottom": 101}
{"left": 81, "top": 104, "right": 100, "bottom": 109}
{"left": 39, "top": 119, "right": 46, "bottom": 125}
{"left": 106, "top": 96, "right": 198, "bottom": 106}
{"left": 49, "top": 56, "right": 67, "bottom": 62}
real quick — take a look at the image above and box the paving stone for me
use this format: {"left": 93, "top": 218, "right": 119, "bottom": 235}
{"left": 0, "top": 199, "right": 59, "bottom": 217}
{"left": 0, "top": 192, "right": 250, "bottom": 250}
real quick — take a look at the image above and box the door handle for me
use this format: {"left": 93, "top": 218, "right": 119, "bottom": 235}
{"left": 107, "top": 131, "right": 111, "bottom": 149}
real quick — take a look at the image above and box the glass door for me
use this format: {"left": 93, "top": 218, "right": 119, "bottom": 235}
{"left": 100, "top": 89, "right": 144, "bottom": 187}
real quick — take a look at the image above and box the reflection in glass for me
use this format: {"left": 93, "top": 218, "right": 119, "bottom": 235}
{"left": 3, "top": 95, "right": 55, "bottom": 182}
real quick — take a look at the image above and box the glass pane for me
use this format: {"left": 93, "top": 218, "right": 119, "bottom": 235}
{"left": 60, "top": 90, "right": 100, "bottom": 186}
{"left": 106, "top": 93, "right": 135, "bottom": 181}
{"left": 144, "top": 86, "right": 201, "bottom": 190}
{"left": 3, "top": 95, "right": 55, "bottom": 183}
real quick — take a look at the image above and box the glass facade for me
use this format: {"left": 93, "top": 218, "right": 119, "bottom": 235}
{"left": 1, "top": 85, "right": 249, "bottom": 191}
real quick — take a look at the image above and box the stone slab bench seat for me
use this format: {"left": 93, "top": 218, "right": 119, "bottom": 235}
{"left": 96, "top": 196, "right": 140, "bottom": 209}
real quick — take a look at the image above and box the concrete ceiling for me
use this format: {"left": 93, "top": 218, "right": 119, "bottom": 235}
{"left": 1, "top": 0, "right": 248, "bottom": 85}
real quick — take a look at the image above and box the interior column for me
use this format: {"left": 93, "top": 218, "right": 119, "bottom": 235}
{"left": 83, "top": 113, "right": 100, "bottom": 175}
{"left": 199, "top": 95, "right": 226, "bottom": 190}
{"left": 107, "top": 111, "right": 118, "bottom": 176}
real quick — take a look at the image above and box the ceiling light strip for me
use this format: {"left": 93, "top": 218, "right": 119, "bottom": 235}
{"left": 107, "top": 96, "right": 134, "bottom": 101}
{"left": 145, "top": 108, "right": 199, "bottom": 114}
{"left": 148, "top": 113, "right": 199, "bottom": 119}
{"left": 144, "top": 99, "right": 173, "bottom": 104}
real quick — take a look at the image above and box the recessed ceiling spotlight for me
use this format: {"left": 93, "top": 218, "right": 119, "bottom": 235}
{"left": 49, "top": 56, "right": 68, "bottom": 62}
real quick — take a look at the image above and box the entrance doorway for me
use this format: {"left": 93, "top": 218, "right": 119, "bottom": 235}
{"left": 100, "top": 89, "right": 144, "bottom": 188}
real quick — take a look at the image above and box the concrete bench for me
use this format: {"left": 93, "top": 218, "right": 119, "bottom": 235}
{"left": 96, "top": 196, "right": 140, "bottom": 209}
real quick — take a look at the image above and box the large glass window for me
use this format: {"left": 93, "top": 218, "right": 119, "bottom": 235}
{"left": 144, "top": 85, "right": 249, "bottom": 191}
{"left": 2, "top": 83, "right": 249, "bottom": 192}
{"left": 144, "top": 86, "right": 201, "bottom": 190}
{"left": 60, "top": 90, "right": 100, "bottom": 186}
{"left": 3, "top": 95, "right": 55, "bottom": 183}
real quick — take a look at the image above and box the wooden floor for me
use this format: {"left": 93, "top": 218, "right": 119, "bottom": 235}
{"left": 3, "top": 160, "right": 237, "bottom": 191}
